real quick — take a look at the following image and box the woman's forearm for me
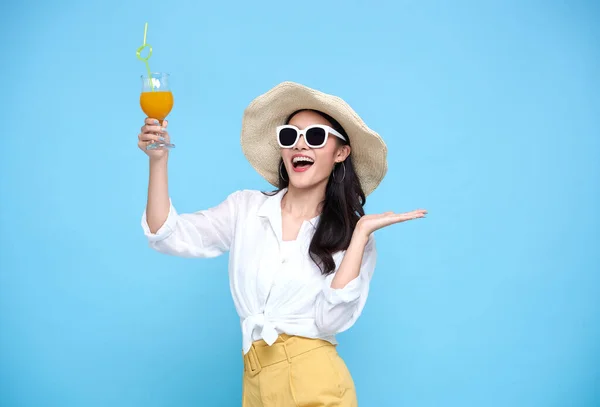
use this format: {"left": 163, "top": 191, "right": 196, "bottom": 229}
{"left": 330, "top": 231, "right": 369, "bottom": 289}
{"left": 146, "top": 157, "right": 171, "bottom": 234}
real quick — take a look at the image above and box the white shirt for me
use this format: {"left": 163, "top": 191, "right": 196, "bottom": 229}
{"left": 141, "top": 188, "right": 377, "bottom": 354}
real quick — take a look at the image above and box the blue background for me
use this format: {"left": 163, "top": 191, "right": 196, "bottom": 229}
{"left": 1, "top": 0, "right": 599, "bottom": 406}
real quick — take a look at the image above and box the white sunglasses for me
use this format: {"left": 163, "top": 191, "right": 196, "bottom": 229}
{"left": 276, "top": 124, "right": 347, "bottom": 149}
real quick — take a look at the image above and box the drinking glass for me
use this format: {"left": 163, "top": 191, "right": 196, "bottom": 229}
{"left": 140, "top": 72, "right": 175, "bottom": 149}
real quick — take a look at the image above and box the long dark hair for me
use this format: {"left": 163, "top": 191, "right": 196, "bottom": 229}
{"left": 268, "top": 109, "right": 366, "bottom": 275}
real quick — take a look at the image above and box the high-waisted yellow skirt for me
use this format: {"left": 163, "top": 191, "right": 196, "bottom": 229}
{"left": 242, "top": 334, "right": 357, "bottom": 407}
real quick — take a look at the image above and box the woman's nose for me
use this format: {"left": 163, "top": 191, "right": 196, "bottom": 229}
{"left": 294, "top": 134, "right": 309, "bottom": 150}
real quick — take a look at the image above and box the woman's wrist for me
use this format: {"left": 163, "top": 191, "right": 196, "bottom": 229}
{"left": 149, "top": 155, "right": 168, "bottom": 167}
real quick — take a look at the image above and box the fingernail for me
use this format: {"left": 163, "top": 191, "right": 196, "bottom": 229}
{"left": 160, "top": 127, "right": 167, "bottom": 132}
{"left": 159, "top": 136, "right": 166, "bottom": 141}
{"left": 153, "top": 120, "right": 159, "bottom": 124}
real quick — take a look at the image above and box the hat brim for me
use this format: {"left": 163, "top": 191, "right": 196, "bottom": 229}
{"left": 241, "top": 81, "right": 387, "bottom": 196}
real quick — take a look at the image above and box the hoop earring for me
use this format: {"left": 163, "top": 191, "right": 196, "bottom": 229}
{"left": 332, "top": 162, "right": 346, "bottom": 183}
{"left": 279, "top": 161, "right": 288, "bottom": 182}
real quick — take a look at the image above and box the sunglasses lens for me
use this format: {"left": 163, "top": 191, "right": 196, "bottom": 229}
{"left": 306, "top": 127, "right": 326, "bottom": 147}
{"left": 278, "top": 128, "right": 298, "bottom": 147}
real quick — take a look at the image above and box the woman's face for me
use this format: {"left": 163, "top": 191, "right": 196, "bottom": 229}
{"left": 280, "top": 110, "right": 350, "bottom": 191}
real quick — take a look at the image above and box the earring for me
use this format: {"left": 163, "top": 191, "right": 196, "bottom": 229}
{"left": 279, "top": 161, "right": 288, "bottom": 182}
{"left": 332, "top": 162, "right": 346, "bottom": 183}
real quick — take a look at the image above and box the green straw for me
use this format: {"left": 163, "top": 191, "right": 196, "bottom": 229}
{"left": 136, "top": 22, "right": 154, "bottom": 91}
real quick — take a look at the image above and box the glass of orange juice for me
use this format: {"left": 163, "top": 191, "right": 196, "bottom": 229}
{"left": 140, "top": 72, "right": 175, "bottom": 149}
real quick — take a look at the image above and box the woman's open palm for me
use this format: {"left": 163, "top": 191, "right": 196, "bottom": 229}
{"left": 356, "top": 209, "right": 428, "bottom": 237}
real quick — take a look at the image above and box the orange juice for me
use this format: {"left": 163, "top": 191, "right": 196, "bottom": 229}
{"left": 140, "top": 91, "right": 174, "bottom": 121}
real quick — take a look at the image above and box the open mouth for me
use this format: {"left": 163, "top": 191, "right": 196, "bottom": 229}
{"left": 292, "top": 156, "right": 314, "bottom": 172}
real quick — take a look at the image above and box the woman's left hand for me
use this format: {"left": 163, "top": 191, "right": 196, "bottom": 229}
{"left": 355, "top": 209, "right": 428, "bottom": 239}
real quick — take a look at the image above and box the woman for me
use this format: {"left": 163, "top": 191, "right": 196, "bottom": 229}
{"left": 138, "top": 82, "right": 427, "bottom": 406}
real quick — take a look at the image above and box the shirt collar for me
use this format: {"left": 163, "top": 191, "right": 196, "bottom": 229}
{"left": 257, "top": 188, "right": 287, "bottom": 219}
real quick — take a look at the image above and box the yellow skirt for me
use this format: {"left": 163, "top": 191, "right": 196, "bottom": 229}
{"left": 242, "top": 334, "right": 357, "bottom": 407}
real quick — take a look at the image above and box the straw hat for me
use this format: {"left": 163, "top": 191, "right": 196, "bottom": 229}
{"left": 240, "top": 81, "right": 387, "bottom": 196}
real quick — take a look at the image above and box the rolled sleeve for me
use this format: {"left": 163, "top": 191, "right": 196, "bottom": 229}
{"left": 321, "top": 272, "right": 364, "bottom": 306}
{"left": 315, "top": 235, "right": 377, "bottom": 335}
{"left": 140, "top": 191, "right": 240, "bottom": 258}
{"left": 141, "top": 199, "right": 179, "bottom": 242}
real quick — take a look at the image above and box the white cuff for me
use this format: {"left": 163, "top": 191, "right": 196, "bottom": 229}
{"left": 321, "top": 272, "right": 363, "bottom": 306}
{"left": 141, "top": 199, "right": 178, "bottom": 242}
